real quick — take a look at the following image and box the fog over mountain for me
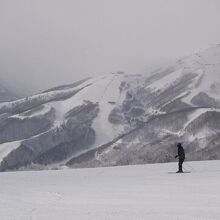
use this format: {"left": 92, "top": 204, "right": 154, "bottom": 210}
{"left": 0, "top": 82, "right": 18, "bottom": 102}
{"left": 0, "top": 0, "right": 220, "bottom": 95}
{"left": 0, "top": 45, "right": 220, "bottom": 171}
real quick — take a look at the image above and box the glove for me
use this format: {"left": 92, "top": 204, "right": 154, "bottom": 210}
{"left": 175, "top": 155, "right": 178, "bottom": 159}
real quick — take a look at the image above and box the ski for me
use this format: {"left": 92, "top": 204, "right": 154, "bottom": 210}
{"left": 168, "top": 171, "right": 191, "bottom": 174}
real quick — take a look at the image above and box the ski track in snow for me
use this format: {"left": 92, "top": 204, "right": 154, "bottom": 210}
{"left": 1, "top": 160, "right": 220, "bottom": 220}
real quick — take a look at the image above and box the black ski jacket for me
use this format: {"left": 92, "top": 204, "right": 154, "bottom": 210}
{"left": 177, "top": 146, "right": 185, "bottom": 160}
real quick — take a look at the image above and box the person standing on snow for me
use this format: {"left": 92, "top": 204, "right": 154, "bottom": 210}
{"left": 175, "top": 143, "right": 185, "bottom": 173}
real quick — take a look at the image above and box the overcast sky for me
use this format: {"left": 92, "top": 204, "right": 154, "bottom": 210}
{"left": 0, "top": 0, "right": 220, "bottom": 95}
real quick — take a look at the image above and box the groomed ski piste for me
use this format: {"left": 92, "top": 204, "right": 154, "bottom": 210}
{"left": 1, "top": 160, "right": 220, "bottom": 220}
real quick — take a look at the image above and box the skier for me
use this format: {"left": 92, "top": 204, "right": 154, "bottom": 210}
{"left": 175, "top": 143, "right": 185, "bottom": 173}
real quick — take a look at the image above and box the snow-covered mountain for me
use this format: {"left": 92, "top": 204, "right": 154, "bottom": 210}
{"left": 0, "top": 45, "right": 220, "bottom": 171}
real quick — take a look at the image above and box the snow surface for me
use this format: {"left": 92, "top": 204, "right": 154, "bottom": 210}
{"left": 91, "top": 75, "right": 125, "bottom": 146}
{"left": 180, "top": 46, "right": 220, "bottom": 104}
{"left": 182, "top": 108, "right": 208, "bottom": 131}
{"left": 147, "top": 69, "right": 184, "bottom": 92}
{"left": 179, "top": 108, "right": 220, "bottom": 140}
{"left": 1, "top": 160, "right": 220, "bottom": 220}
{"left": 50, "top": 74, "right": 125, "bottom": 146}
{"left": 0, "top": 141, "right": 21, "bottom": 163}
{"left": 10, "top": 104, "right": 52, "bottom": 120}
{"left": 0, "top": 74, "right": 130, "bottom": 168}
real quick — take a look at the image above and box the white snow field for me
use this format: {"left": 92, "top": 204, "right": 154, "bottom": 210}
{"left": 1, "top": 160, "right": 220, "bottom": 220}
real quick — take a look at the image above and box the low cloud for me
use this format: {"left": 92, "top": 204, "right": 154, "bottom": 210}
{"left": 0, "top": 0, "right": 220, "bottom": 94}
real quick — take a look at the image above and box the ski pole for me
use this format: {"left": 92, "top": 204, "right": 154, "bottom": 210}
{"left": 184, "top": 162, "right": 196, "bottom": 172}
{"left": 182, "top": 165, "right": 191, "bottom": 172}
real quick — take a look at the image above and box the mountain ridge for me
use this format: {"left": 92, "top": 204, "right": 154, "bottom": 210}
{"left": 0, "top": 45, "right": 220, "bottom": 171}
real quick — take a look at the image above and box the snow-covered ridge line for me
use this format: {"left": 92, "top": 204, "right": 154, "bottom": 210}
{"left": 0, "top": 83, "right": 92, "bottom": 114}
{"left": 42, "top": 77, "right": 91, "bottom": 93}
{"left": 1, "top": 46, "right": 220, "bottom": 171}
{"left": 0, "top": 140, "right": 21, "bottom": 163}
{"left": 175, "top": 107, "right": 220, "bottom": 138}
{"left": 147, "top": 69, "right": 184, "bottom": 91}
{"left": 9, "top": 104, "right": 52, "bottom": 119}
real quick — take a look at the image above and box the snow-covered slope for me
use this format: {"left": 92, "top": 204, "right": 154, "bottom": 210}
{"left": 0, "top": 160, "right": 220, "bottom": 220}
{"left": 0, "top": 73, "right": 130, "bottom": 170}
{"left": 0, "top": 45, "right": 220, "bottom": 171}
{"left": 67, "top": 45, "right": 220, "bottom": 169}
